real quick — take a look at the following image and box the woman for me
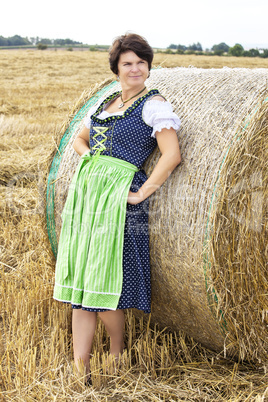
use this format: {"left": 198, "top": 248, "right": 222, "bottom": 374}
{"left": 53, "top": 33, "right": 181, "bottom": 380}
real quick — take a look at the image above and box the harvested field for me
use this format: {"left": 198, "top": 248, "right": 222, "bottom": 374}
{"left": 0, "top": 50, "right": 267, "bottom": 400}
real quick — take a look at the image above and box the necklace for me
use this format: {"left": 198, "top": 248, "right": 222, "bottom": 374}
{"left": 118, "top": 87, "right": 146, "bottom": 109}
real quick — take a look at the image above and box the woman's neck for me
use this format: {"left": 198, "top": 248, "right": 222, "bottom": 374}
{"left": 120, "top": 85, "right": 147, "bottom": 102}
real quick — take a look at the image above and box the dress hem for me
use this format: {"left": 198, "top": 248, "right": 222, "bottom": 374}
{"left": 54, "top": 299, "right": 151, "bottom": 314}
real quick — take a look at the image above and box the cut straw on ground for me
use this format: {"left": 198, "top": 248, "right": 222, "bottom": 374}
{"left": 1, "top": 51, "right": 268, "bottom": 400}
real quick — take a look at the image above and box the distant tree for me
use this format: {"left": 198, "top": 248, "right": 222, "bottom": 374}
{"left": 176, "top": 49, "right": 184, "bottom": 54}
{"left": 249, "top": 48, "right": 260, "bottom": 57}
{"left": 168, "top": 44, "right": 177, "bottom": 49}
{"left": 0, "top": 34, "right": 84, "bottom": 47}
{"left": 54, "top": 39, "right": 65, "bottom": 46}
{"left": 188, "top": 42, "right": 203, "bottom": 51}
{"left": 260, "top": 49, "right": 268, "bottom": 58}
{"left": 0, "top": 35, "right": 31, "bottom": 46}
{"left": 37, "top": 38, "right": 52, "bottom": 45}
{"left": 177, "top": 44, "right": 187, "bottom": 51}
{"left": 196, "top": 42, "right": 203, "bottom": 51}
{"left": 187, "top": 44, "right": 195, "bottom": 51}
{"left": 213, "top": 49, "right": 224, "bottom": 56}
{"left": 228, "top": 43, "right": 244, "bottom": 57}
{"left": 0, "top": 36, "right": 8, "bottom": 46}
{"left": 212, "top": 42, "right": 229, "bottom": 55}
{"left": 54, "top": 38, "right": 82, "bottom": 46}
{"left": 37, "top": 43, "right": 47, "bottom": 50}
{"left": 185, "top": 49, "right": 195, "bottom": 55}
{"left": 29, "top": 37, "right": 36, "bottom": 45}
{"left": 10, "top": 35, "right": 31, "bottom": 46}
{"left": 65, "top": 38, "right": 74, "bottom": 45}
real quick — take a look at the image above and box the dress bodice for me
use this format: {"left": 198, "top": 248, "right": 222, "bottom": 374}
{"left": 89, "top": 89, "right": 160, "bottom": 169}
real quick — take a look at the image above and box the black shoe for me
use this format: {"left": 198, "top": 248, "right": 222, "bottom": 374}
{"left": 85, "top": 375, "right": 92, "bottom": 386}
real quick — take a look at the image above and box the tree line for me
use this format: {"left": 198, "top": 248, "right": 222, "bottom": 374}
{"left": 0, "top": 35, "right": 82, "bottom": 47}
{"left": 167, "top": 42, "right": 268, "bottom": 58}
{"left": 1, "top": 35, "right": 267, "bottom": 58}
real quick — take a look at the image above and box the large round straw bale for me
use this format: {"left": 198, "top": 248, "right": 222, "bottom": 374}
{"left": 47, "top": 68, "right": 268, "bottom": 362}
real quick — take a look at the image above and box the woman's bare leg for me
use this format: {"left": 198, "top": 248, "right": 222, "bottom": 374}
{"left": 72, "top": 309, "right": 97, "bottom": 378}
{"left": 98, "top": 310, "right": 125, "bottom": 356}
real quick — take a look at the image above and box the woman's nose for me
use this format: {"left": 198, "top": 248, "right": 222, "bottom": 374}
{"left": 131, "top": 64, "right": 139, "bottom": 71}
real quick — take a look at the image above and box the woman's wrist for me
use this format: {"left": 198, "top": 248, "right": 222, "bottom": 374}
{"left": 136, "top": 188, "right": 147, "bottom": 203}
{"left": 137, "top": 183, "right": 160, "bottom": 202}
{"left": 81, "top": 148, "right": 91, "bottom": 157}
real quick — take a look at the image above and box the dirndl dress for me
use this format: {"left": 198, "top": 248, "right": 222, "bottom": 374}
{"left": 53, "top": 89, "right": 181, "bottom": 313}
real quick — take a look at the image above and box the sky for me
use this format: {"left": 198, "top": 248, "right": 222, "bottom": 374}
{"left": 1, "top": 0, "right": 268, "bottom": 50}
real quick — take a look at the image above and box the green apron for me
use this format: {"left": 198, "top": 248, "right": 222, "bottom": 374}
{"left": 53, "top": 152, "right": 139, "bottom": 310}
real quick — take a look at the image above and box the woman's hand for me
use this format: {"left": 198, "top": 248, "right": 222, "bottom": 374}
{"left": 127, "top": 190, "right": 144, "bottom": 205}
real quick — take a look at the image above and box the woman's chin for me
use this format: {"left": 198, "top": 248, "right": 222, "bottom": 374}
{"left": 127, "top": 79, "right": 146, "bottom": 88}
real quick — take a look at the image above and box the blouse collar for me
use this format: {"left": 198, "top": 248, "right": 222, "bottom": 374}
{"left": 91, "top": 89, "right": 160, "bottom": 123}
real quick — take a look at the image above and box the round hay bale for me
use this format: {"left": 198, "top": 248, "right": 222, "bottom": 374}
{"left": 46, "top": 67, "right": 268, "bottom": 362}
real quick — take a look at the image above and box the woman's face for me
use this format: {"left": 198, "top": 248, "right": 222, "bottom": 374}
{"left": 117, "top": 51, "right": 149, "bottom": 89}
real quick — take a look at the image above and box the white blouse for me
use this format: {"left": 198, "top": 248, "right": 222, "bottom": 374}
{"left": 84, "top": 97, "right": 181, "bottom": 138}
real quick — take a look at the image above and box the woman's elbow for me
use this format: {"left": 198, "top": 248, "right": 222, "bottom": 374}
{"left": 163, "top": 153, "right": 181, "bottom": 173}
{"left": 171, "top": 151, "right": 181, "bottom": 167}
{"left": 73, "top": 136, "right": 85, "bottom": 153}
{"left": 162, "top": 150, "right": 181, "bottom": 169}
{"left": 176, "top": 152, "right": 182, "bottom": 165}
{"left": 72, "top": 141, "right": 79, "bottom": 154}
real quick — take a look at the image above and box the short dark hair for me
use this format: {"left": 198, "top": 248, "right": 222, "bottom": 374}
{"left": 109, "top": 33, "right": 154, "bottom": 75}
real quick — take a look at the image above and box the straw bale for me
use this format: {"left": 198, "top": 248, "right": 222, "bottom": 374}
{"left": 48, "top": 67, "right": 268, "bottom": 362}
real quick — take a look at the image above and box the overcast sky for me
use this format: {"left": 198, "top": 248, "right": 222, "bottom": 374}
{"left": 1, "top": 0, "right": 267, "bottom": 50}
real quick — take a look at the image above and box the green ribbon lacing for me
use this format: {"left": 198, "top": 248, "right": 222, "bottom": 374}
{"left": 81, "top": 126, "right": 110, "bottom": 186}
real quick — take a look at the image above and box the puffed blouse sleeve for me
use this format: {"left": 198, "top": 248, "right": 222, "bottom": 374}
{"left": 143, "top": 99, "right": 181, "bottom": 138}
{"left": 84, "top": 99, "right": 103, "bottom": 128}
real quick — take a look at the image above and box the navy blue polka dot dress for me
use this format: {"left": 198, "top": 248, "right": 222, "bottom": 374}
{"left": 72, "top": 89, "right": 180, "bottom": 313}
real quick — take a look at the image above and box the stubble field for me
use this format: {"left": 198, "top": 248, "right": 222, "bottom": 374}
{"left": 0, "top": 50, "right": 268, "bottom": 401}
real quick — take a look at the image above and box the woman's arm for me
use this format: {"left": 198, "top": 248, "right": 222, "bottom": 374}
{"left": 73, "top": 126, "right": 91, "bottom": 156}
{"left": 127, "top": 128, "right": 181, "bottom": 205}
